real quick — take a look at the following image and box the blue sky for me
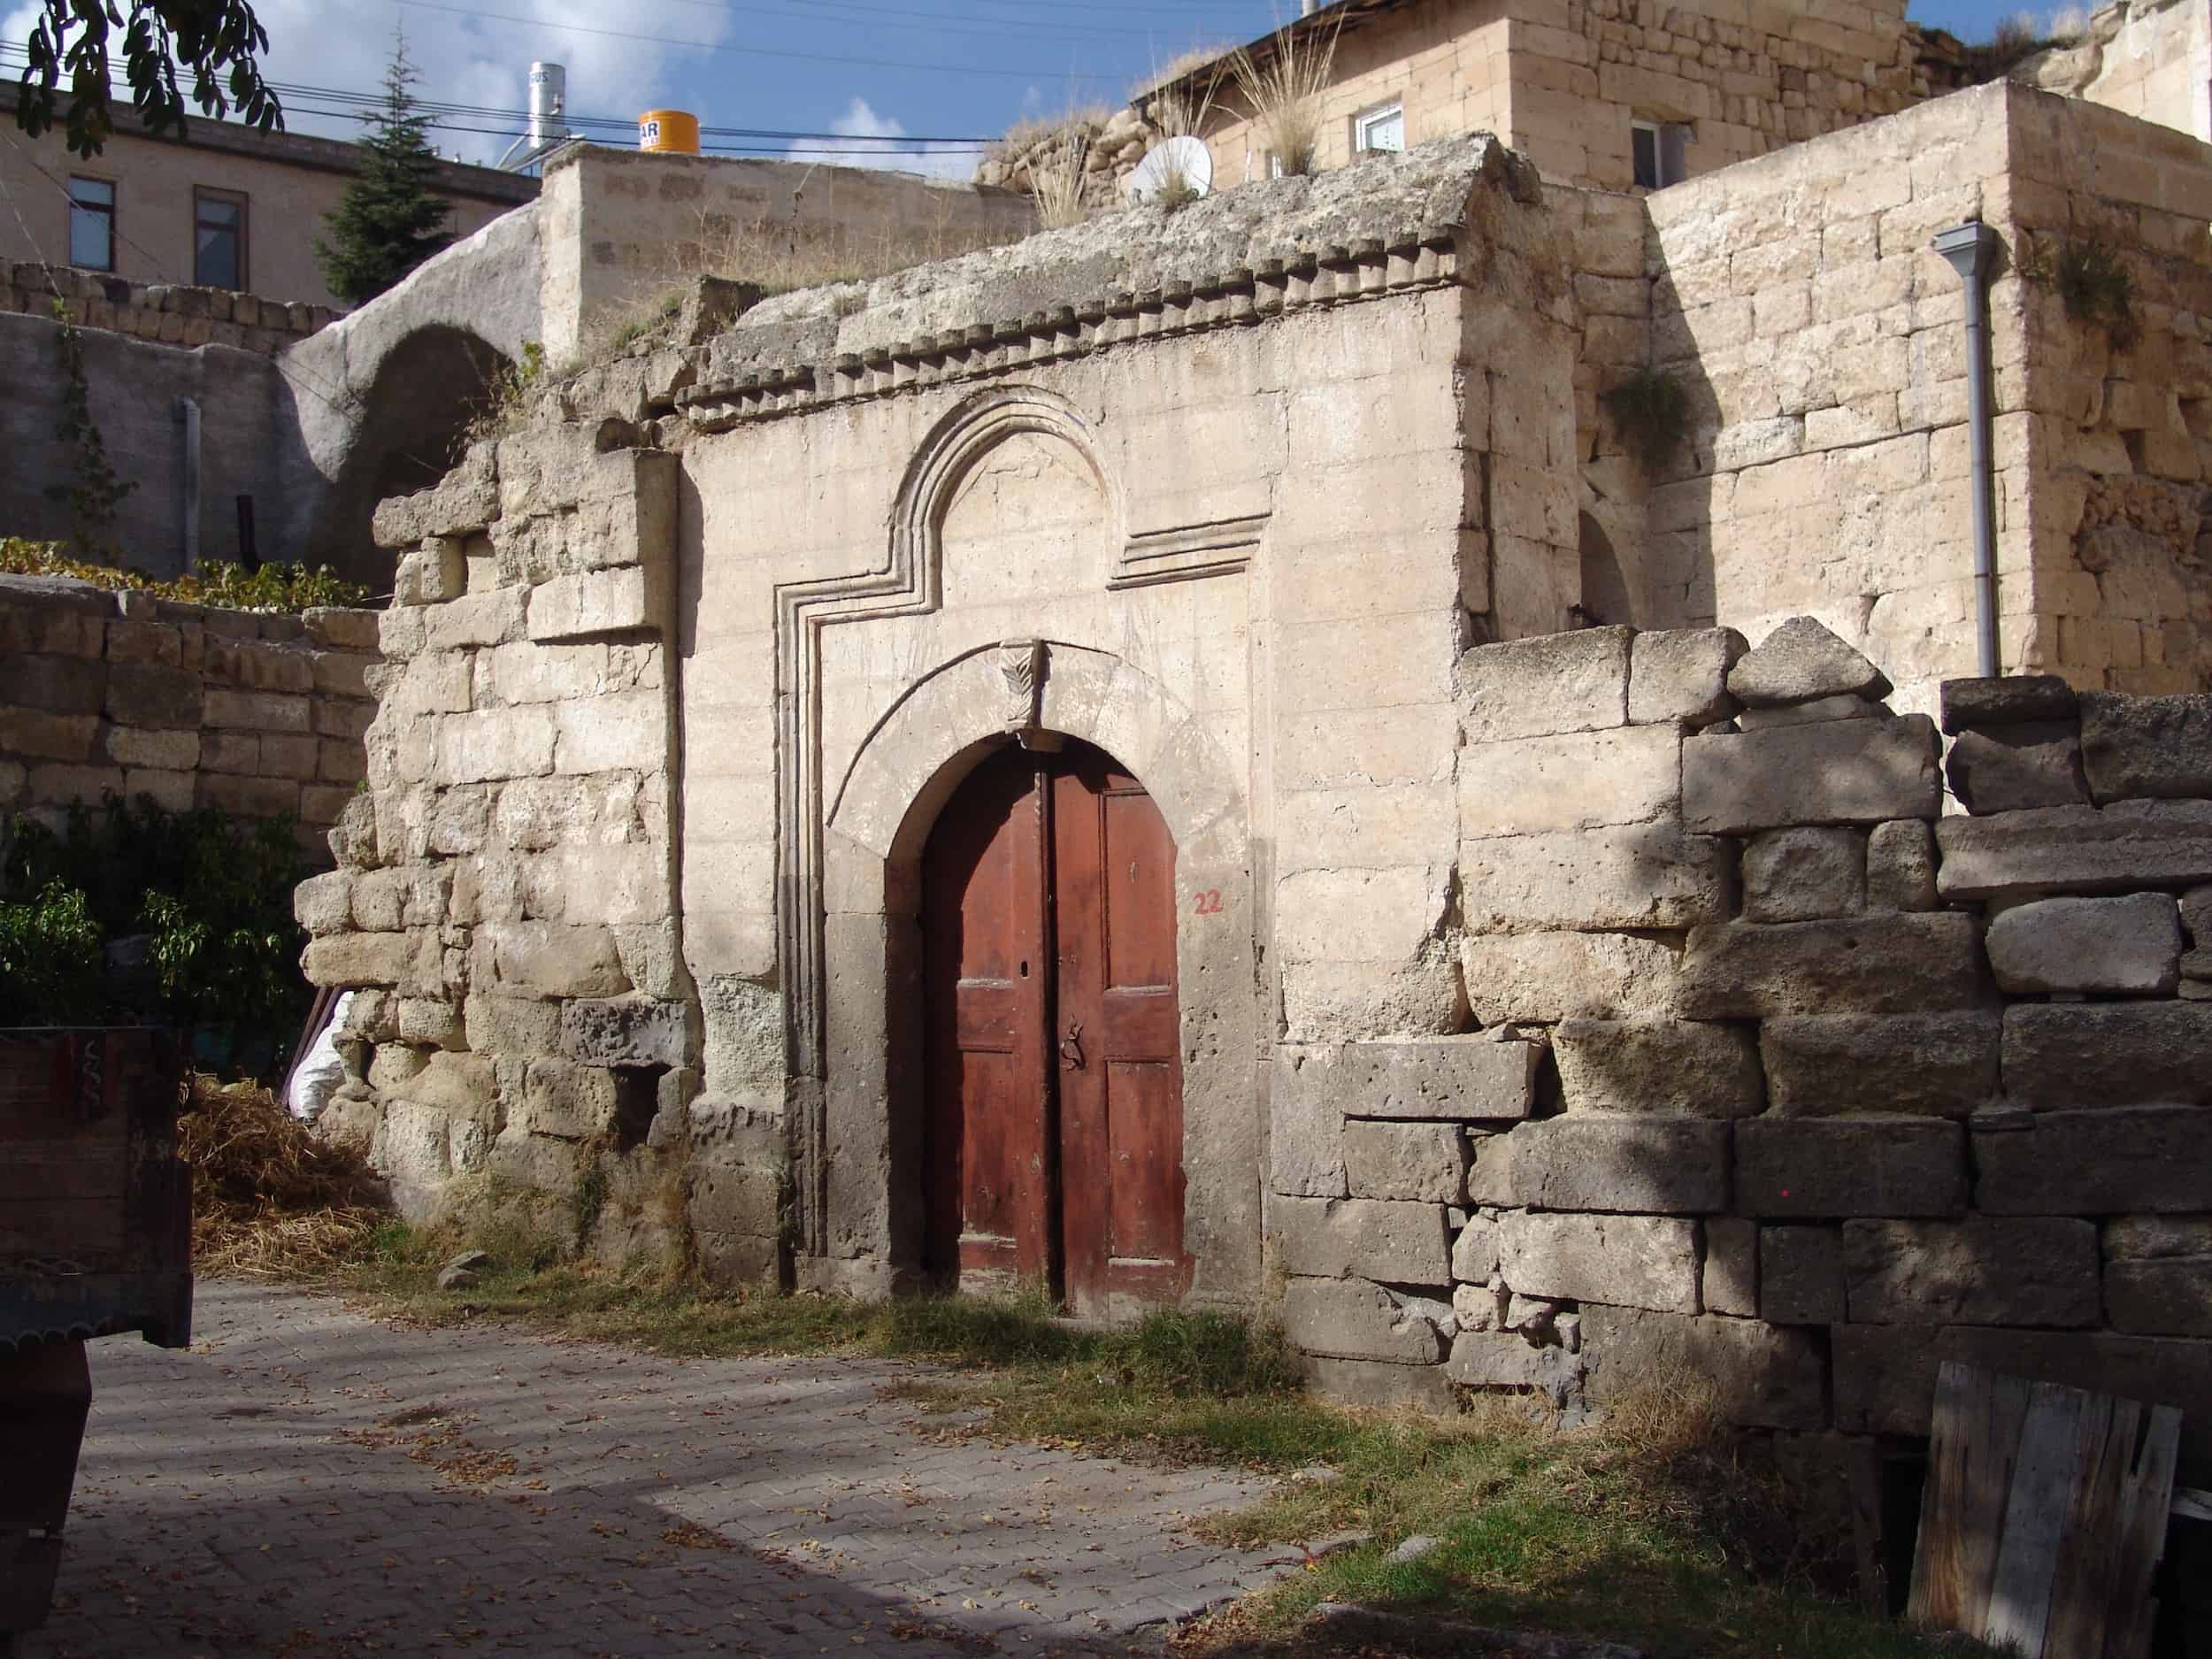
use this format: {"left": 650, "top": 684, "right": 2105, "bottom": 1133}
{"left": 5, "top": 1, "right": 2066, "bottom": 173}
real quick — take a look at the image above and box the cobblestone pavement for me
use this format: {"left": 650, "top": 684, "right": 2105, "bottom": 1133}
{"left": 26, "top": 1282, "right": 1298, "bottom": 1659}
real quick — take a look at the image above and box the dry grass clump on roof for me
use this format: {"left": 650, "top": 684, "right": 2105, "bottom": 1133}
{"left": 180, "top": 1074, "right": 391, "bottom": 1279}
{"left": 1229, "top": 15, "right": 1342, "bottom": 177}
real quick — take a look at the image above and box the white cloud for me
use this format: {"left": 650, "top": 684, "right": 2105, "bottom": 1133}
{"left": 807, "top": 95, "right": 981, "bottom": 182}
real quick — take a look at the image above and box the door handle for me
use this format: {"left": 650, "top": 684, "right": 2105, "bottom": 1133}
{"left": 1059, "top": 1020, "right": 1085, "bottom": 1071}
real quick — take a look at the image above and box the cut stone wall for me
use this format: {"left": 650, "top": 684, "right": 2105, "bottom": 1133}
{"left": 2024, "top": 0, "right": 2212, "bottom": 147}
{"left": 0, "top": 577, "right": 379, "bottom": 855}
{"left": 1274, "top": 613, "right": 2212, "bottom": 1480}
{"left": 2, "top": 262, "right": 335, "bottom": 352}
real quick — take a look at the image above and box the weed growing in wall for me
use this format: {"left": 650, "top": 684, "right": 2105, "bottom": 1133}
{"left": 1602, "top": 366, "right": 1691, "bottom": 472}
{"left": 0, "top": 538, "right": 370, "bottom": 611}
{"left": 43, "top": 300, "right": 135, "bottom": 559}
{"left": 2043, "top": 236, "right": 2141, "bottom": 351}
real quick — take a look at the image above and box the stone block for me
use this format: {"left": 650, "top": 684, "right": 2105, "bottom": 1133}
{"left": 1454, "top": 626, "right": 1632, "bottom": 743}
{"left": 1976, "top": 1106, "right": 2212, "bottom": 1215}
{"left": 2185, "top": 887, "right": 2212, "bottom": 946}
{"left": 1281, "top": 1036, "right": 1541, "bottom": 1124}
{"left": 554, "top": 691, "right": 669, "bottom": 776}
{"left": 1865, "top": 819, "right": 1938, "bottom": 911}
{"left": 1443, "top": 1332, "right": 1584, "bottom": 1396}
{"left": 528, "top": 565, "right": 669, "bottom": 643}
{"left": 1499, "top": 1211, "right": 1701, "bottom": 1314}
{"left": 0, "top": 652, "right": 104, "bottom": 713}
{"left": 303, "top": 607, "right": 381, "bottom": 651}
{"left": 203, "top": 687, "right": 308, "bottom": 732}
{"left": 1457, "top": 724, "right": 1680, "bottom": 839}
{"left": 424, "top": 589, "right": 525, "bottom": 653}
{"left": 486, "top": 921, "right": 631, "bottom": 999}
{"left": 1725, "top": 616, "right": 1892, "bottom": 708}
{"left": 520, "top": 1060, "right": 618, "bottom": 1140}
{"left": 1272, "top": 1195, "right": 1452, "bottom": 1283}
{"left": 302, "top": 932, "right": 411, "bottom": 987}
{"left": 1842, "top": 1217, "right": 2100, "bottom": 1327}
{"left": 1939, "top": 674, "right": 2078, "bottom": 734}
{"left": 395, "top": 540, "right": 467, "bottom": 607}
{"left": 1736, "top": 695, "right": 1883, "bottom": 730}
{"left": 1677, "top": 912, "right": 1986, "bottom": 1018}
{"left": 104, "top": 664, "right": 201, "bottom": 729}
{"left": 1469, "top": 1118, "right": 1729, "bottom": 1214}
{"left": 1986, "top": 893, "right": 2181, "bottom": 995}
{"left": 1944, "top": 724, "right": 2089, "bottom": 814}
{"left": 2002, "top": 1002, "right": 2212, "bottom": 1107}
{"left": 1282, "top": 1278, "right": 1448, "bottom": 1363}
{"left": 2079, "top": 691, "right": 2212, "bottom": 803}
{"left": 1936, "top": 802, "right": 2212, "bottom": 899}
{"left": 2106, "top": 1255, "right": 2212, "bottom": 1337}
{"left": 258, "top": 733, "right": 319, "bottom": 780}
{"left": 104, "top": 726, "right": 197, "bottom": 771}
{"left": 1582, "top": 1305, "right": 1826, "bottom": 1431}
{"left": 1832, "top": 1324, "right": 1936, "bottom": 1435}
{"left": 0, "top": 709, "right": 98, "bottom": 762}
{"left": 1459, "top": 824, "right": 1732, "bottom": 932}
{"left": 1628, "top": 626, "right": 1747, "bottom": 726}
{"left": 1552, "top": 1018, "right": 1763, "bottom": 1117}
{"left": 1759, "top": 1225, "right": 1844, "bottom": 1324}
{"left": 1703, "top": 1216, "right": 1757, "bottom": 1317}
{"left": 1758, "top": 1013, "right": 2001, "bottom": 1118}
{"left": 395, "top": 997, "right": 462, "bottom": 1048}
{"left": 196, "top": 772, "right": 297, "bottom": 818}
{"left": 1459, "top": 932, "right": 1681, "bottom": 1024}
{"left": 1451, "top": 1212, "right": 1500, "bottom": 1283}
{"left": 373, "top": 469, "right": 500, "bottom": 548}
{"left": 1270, "top": 1050, "right": 1346, "bottom": 1198}
{"left": 1741, "top": 826, "right": 1866, "bottom": 922}
{"left": 1342, "top": 1122, "right": 1468, "bottom": 1203}
{"left": 1303, "top": 1356, "right": 1455, "bottom": 1412}
{"left": 1735, "top": 1118, "right": 1966, "bottom": 1217}
{"left": 560, "top": 996, "right": 693, "bottom": 1068}
{"left": 293, "top": 870, "right": 353, "bottom": 936}
{"left": 434, "top": 705, "right": 557, "bottom": 785}
{"left": 1682, "top": 716, "right": 1940, "bottom": 833}
{"left": 462, "top": 992, "right": 562, "bottom": 1055}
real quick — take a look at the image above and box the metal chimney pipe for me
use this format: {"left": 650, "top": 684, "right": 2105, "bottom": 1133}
{"left": 1934, "top": 220, "right": 2001, "bottom": 679}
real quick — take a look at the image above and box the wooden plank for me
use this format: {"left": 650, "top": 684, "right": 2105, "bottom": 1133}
{"left": 1910, "top": 1360, "right": 2032, "bottom": 1634}
{"left": 2172, "top": 1486, "right": 2212, "bottom": 1524}
{"left": 1983, "top": 1382, "right": 2089, "bottom": 1655}
{"left": 2043, "top": 1393, "right": 2136, "bottom": 1659}
{"left": 2101, "top": 1405, "right": 2181, "bottom": 1659}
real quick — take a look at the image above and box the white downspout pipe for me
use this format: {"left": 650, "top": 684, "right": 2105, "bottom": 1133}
{"left": 1934, "top": 221, "right": 2001, "bottom": 678}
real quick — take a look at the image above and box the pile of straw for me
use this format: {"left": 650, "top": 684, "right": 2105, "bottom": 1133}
{"left": 178, "top": 1076, "right": 390, "bottom": 1279}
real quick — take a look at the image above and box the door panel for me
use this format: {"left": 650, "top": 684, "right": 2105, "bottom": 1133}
{"left": 922, "top": 739, "right": 1185, "bottom": 1315}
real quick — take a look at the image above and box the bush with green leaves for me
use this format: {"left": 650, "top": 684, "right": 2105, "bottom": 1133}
{"left": 0, "top": 795, "right": 308, "bottom": 1056}
{"left": 0, "top": 537, "right": 371, "bottom": 612}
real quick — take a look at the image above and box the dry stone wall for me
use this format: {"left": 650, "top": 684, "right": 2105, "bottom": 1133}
{"left": 0, "top": 576, "right": 378, "bottom": 852}
{"left": 1275, "top": 613, "right": 2212, "bottom": 1479}
{"left": 3, "top": 260, "right": 334, "bottom": 352}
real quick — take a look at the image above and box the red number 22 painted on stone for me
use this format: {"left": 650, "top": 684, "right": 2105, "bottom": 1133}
{"left": 1191, "top": 889, "right": 1223, "bottom": 915}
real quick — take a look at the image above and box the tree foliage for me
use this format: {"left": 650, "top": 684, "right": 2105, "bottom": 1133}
{"left": 316, "top": 36, "right": 454, "bottom": 307}
{"left": 13, "top": 0, "right": 281, "bottom": 158}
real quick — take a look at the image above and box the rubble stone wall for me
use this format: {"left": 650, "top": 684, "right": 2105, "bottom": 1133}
{"left": 2029, "top": 0, "right": 2212, "bottom": 146}
{"left": 0, "top": 578, "right": 379, "bottom": 854}
{"left": 2, "top": 261, "right": 335, "bottom": 352}
{"left": 1272, "top": 614, "right": 2212, "bottom": 1480}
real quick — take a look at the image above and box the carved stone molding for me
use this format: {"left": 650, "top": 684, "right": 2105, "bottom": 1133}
{"left": 1113, "top": 512, "right": 1270, "bottom": 589}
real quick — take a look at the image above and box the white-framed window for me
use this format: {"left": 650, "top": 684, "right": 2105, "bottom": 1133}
{"left": 1355, "top": 98, "right": 1406, "bottom": 154}
{"left": 1632, "top": 119, "right": 1691, "bottom": 189}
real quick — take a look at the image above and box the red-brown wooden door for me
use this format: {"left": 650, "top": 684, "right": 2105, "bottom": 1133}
{"left": 921, "top": 740, "right": 1187, "bottom": 1316}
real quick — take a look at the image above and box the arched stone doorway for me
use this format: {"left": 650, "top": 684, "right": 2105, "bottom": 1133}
{"left": 919, "top": 738, "right": 1187, "bottom": 1317}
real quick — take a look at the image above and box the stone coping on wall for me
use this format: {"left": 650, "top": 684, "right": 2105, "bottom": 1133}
{"left": 678, "top": 131, "right": 1540, "bottom": 431}
{"left": 3, "top": 260, "right": 337, "bottom": 353}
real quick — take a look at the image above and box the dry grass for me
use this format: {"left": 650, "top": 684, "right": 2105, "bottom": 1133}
{"left": 1132, "top": 44, "right": 1233, "bottom": 105}
{"left": 1230, "top": 15, "right": 1342, "bottom": 177}
{"left": 179, "top": 1075, "right": 390, "bottom": 1279}
{"left": 1025, "top": 125, "right": 1096, "bottom": 229}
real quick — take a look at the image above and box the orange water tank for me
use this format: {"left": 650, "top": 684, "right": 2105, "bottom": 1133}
{"left": 639, "top": 110, "right": 700, "bottom": 155}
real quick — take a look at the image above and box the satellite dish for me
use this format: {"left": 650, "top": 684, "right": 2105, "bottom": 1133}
{"left": 1127, "top": 135, "right": 1214, "bottom": 205}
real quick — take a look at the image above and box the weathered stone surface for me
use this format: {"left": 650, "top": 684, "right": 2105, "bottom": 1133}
{"left": 1677, "top": 913, "right": 1986, "bottom": 1018}
{"left": 1582, "top": 1306, "right": 1825, "bottom": 1430}
{"left": 1458, "top": 932, "right": 1680, "bottom": 1025}
{"left": 1939, "top": 675, "right": 2078, "bottom": 735}
{"left": 1443, "top": 1332, "right": 1585, "bottom": 1396}
{"left": 106, "top": 663, "right": 203, "bottom": 729}
{"left": 1842, "top": 1217, "right": 2099, "bottom": 1327}
{"left": 1279, "top": 1037, "right": 1541, "bottom": 1124}
{"left": 2106, "top": 1216, "right": 2212, "bottom": 1260}
{"left": 559, "top": 996, "right": 693, "bottom": 1068}
{"left": 2106, "top": 1259, "right": 2212, "bottom": 1337}
{"left": 1451, "top": 1279, "right": 1509, "bottom": 1332}
{"left": 1986, "top": 893, "right": 2181, "bottom": 995}
{"left": 520, "top": 1060, "right": 619, "bottom": 1139}
{"left": 486, "top": 921, "right": 631, "bottom": 999}
{"left": 1702, "top": 1216, "right": 1756, "bottom": 1317}
{"left": 2002, "top": 1002, "right": 2212, "bottom": 1107}
{"left": 396, "top": 997, "right": 463, "bottom": 1048}
{"left": 1725, "top": 617, "right": 1892, "bottom": 708}
{"left": 1499, "top": 1211, "right": 1701, "bottom": 1314}
{"left": 1341, "top": 1122, "right": 1468, "bottom": 1203}
{"left": 1682, "top": 716, "right": 1939, "bottom": 833}
{"left": 1272, "top": 1196, "right": 1451, "bottom": 1283}
{"left": 1735, "top": 1118, "right": 1966, "bottom": 1217}
{"left": 1457, "top": 725, "right": 1680, "bottom": 839}
{"left": 1451, "top": 1213, "right": 1500, "bottom": 1283}
{"left": 2079, "top": 691, "right": 2212, "bottom": 803}
{"left": 2185, "top": 887, "right": 2212, "bottom": 945}
{"left": 1271, "top": 1055, "right": 1347, "bottom": 1199}
{"left": 302, "top": 932, "right": 411, "bottom": 987}
{"left": 1976, "top": 1107, "right": 2212, "bottom": 1215}
{"left": 1759, "top": 1225, "right": 1844, "bottom": 1323}
{"left": 528, "top": 565, "right": 669, "bottom": 644}
{"left": 1758, "top": 1013, "right": 2001, "bottom": 1118}
{"left": 1936, "top": 802, "right": 2212, "bottom": 899}
{"left": 1944, "top": 723, "right": 2090, "bottom": 814}
{"left": 435, "top": 705, "right": 557, "bottom": 786}
{"left": 1627, "top": 626, "right": 1747, "bottom": 726}
{"left": 1459, "top": 824, "right": 1732, "bottom": 932}
{"left": 1469, "top": 1118, "right": 1729, "bottom": 1214}
{"left": 1552, "top": 1018, "right": 1763, "bottom": 1117}
{"left": 1865, "top": 819, "right": 1938, "bottom": 911}
{"left": 1734, "top": 694, "right": 1882, "bottom": 730}
{"left": 1283, "top": 1278, "right": 1448, "bottom": 1364}
{"left": 294, "top": 870, "right": 353, "bottom": 936}
{"left": 1740, "top": 826, "right": 1865, "bottom": 922}
{"left": 1455, "top": 626, "right": 1632, "bottom": 742}
{"left": 1303, "top": 1356, "right": 1455, "bottom": 1412}
{"left": 1832, "top": 1324, "right": 1936, "bottom": 1435}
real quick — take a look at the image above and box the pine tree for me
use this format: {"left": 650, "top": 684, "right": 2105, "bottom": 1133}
{"left": 315, "top": 35, "right": 454, "bottom": 306}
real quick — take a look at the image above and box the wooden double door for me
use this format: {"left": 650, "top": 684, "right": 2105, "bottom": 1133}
{"left": 920, "top": 740, "right": 1187, "bottom": 1315}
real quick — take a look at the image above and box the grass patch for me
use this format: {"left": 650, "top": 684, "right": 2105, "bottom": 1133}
{"left": 316, "top": 1224, "right": 1982, "bottom": 1659}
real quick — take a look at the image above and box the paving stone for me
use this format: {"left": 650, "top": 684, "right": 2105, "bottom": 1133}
{"left": 1985, "top": 893, "right": 2181, "bottom": 995}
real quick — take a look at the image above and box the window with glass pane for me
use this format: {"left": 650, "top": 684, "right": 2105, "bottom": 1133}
{"left": 195, "top": 190, "right": 245, "bottom": 289}
{"left": 69, "top": 178, "right": 115, "bottom": 272}
{"left": 1356, "top": 101, "right": 1405, "bottom": 154}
